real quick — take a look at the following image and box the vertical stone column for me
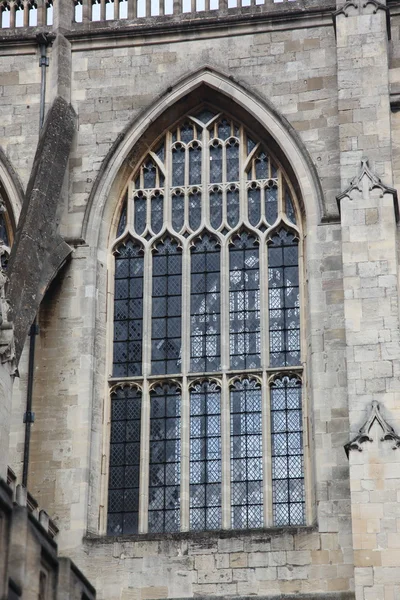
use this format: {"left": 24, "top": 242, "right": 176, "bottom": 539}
{"left": 335, "top": 3, "right": 400, "bottom": 598}
{"left": 335, "top": 0, "right": 392, "bottom": 185}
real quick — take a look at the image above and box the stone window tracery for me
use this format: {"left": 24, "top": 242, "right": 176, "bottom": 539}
{"left": 107, "top": 108, "right": 305, "bottom": 535}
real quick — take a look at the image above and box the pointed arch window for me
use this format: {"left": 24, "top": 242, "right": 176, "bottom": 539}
{"left": 107, "top": 108, "right": 306, "bottom": 535}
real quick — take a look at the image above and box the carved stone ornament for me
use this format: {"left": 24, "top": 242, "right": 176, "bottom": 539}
{"left": 336, "top": 159, "right": 399, "bottom": 222}
{"left": 332, "top": 0, "right": 391, "bottom": 40}
{"left": 345, "top": 401, "right": 400, "bottom": 458}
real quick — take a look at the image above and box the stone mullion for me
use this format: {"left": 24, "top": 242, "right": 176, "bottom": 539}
{"left": 180, "top": 239, "right": 190, "bottom": 531}
{"left": 262, "top": 370, "right": 272, "bottom": 526}
{"left": 138, "top": 379, "right": 150, "bottom": 533}
{"left": 220, "top": 373, "right": 230, "bottom": 529}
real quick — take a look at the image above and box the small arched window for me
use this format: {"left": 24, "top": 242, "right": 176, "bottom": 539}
{"left": 107, "top": 108, "right": 305, "bottom": 535}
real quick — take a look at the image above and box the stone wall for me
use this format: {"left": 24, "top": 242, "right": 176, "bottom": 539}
{"left": 2, "top": 1, "right": 400, "bottom": 600}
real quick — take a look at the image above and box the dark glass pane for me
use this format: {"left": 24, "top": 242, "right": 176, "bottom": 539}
{"left": 172, "top": 191, "right": 184, "bottom": 233}
{"left": 248, "top": 186, "right": 260, "bottom": 226}
{"left": 189, "top": 144, "right": 202, "bottom": 186}
{"left": 196, "top": 108, "right": 216, "bottom": 124}
{"left": 107, "top": 387, "right": 141, "bottom": 535}
{"left": 265, "top": 184, "right": 278, "bottom": 224}
{"left": 148, "top": 384, "right": 181, "bottom": 533}
{"left": 151, "top": 238, "right": 182, "bottom": 375}
{"left": 255, "top": 151, "right": 268, "bottom": 179}
{"left": 210, "top": 189, "right": 222, "bottom": 230}
{"left": 271, "top": 377, "right": 305, "bottom": 526}
{"left": 117, "top": 197, "right": 127, "bottom": 237}
{"left": 226, "top": 139, "right": 239, "bottom": 181}
{"left": 190, "top": 235, "right": 220, "bottom": 373}
{"left": 229, "top": 232, "right": 261, "bottom": 370}
{"left": 286, "top": 188, "right": 297, "bottom": 224}
{"left": 217, "top": 119, "right": 231, "bottom": 141}
{"left": 134, "top": 194, "right": 146, "bottom": 235}
{"left": 210, "top": 143, "right": 222, "bottom": 184}
{"left": 247, "top": 136, "right": 256, "bottom": 155}
{"left": 268, "top": 229, "right": 300, "bottom": 367}
{"left": 151, "top": 193, "right": 163, "bottom": 234}
{"left": 227, "top": 188, "right": 239, "bottom": 228}
{"left": 181, "top": 122, "right": 194, "bottom": 144}
{"left": 172, "top": 145, "right": 185, "bottom": 187}
{"left": 190, "top": 382, "right": 221, "bottom": 531}
{"left": 143, "top": 159, "right": 157, "bottom": 188}
{"left": 156, "top": 142, "right": 165, "bottom": 163}
{"left": 230, "top": 379, "right": 263, "bottom": 529}
{"left": 113, "top": 240, "right": 144, "bottom": 377}
{"left": 189, "top": 191, "right": 202, "bottom": 231}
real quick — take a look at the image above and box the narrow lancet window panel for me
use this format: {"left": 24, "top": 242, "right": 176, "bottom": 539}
{"left": 229, "top": 232, "right": 261, "bottom": 370}
{"left": 190, "top": 382, "right": 222, "bottom": 531}
{"left": 151, "top": 237, "right": 182, "bottom": 375}
{"left": 113, "top": 240, "right": 144, "bottom": 378}
{"left": 148, "top": 384, "right": 181, "bottom": 533}
{"left": 191, "top": 234, "right": 221, "bottom": 373}
{"left": 109, "top": 107, "right": 305, "bottom": 535}
{"left": 107, "top": 386, "right": 142, "bottom": 535}
{"left": 271, "top": 376, "right": 305, "bottom": 526}
{"left": 231, "top": 379, "right": 263, "bottom": 529}
{"left": 268, "top": 229, "right": 300, "bottom": 367}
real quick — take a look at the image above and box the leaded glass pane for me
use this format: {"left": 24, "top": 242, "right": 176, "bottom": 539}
{"left": 229, "top": 232, "right": 261, "bottom": 370}
{"left": 172, "top": 191, "right": 185, "bottom": 233}
{"left": 172, "top": 145, "right": 185, "bottom": 187}
{"left": 134, "top": 193, "right": 146, "bottom": 235}
{"left": 189, "top": 190, "right": 202, "bottom": 231}
{"left": 271, "top": 377, "right": 304, "bottom": 526}
{"left": 230, "top": 379, "right": 263, "bottom": 529}
{"left": 217, "top": 118, "right": 231, "bottom": 140}
{"left": 265, "top": 183, "right": 278, "bottom": 224}
{"left": 189, "top": 144, "right": 202, "bottom": 186}
{"left": 107, "top": 386, "right": 141, "bottom": 535}
{"left": 151, "top": 192, "right": 163, "bottom": 234}
{"left": 226, "top": 139, "right": 239, "bottom": 182}
{"left": 255, "top": 152, "right": 268, "bottom": 179}
{"left": 210, "top": 188, "right": 222, "bottom": 230}
{"left": 113, "top": 240, "right": 144, "bottom": 377}
{"left": 143, "top": 159, "right": 157, "bottom": 189}
{"left": 117, "top": 196, "right": 127, "bottom": 237}
{"left": 268, "top": 229, "right": 300, "bottom": 367}
{"left": 190, "top": 382, "right": 221, "bottom": 530}
{"left": 148, "top": 384, "right": 181, "bottom": 533}
{"left": 210, "top": 142, "right": 222, "bottom": 184}
{"left": 248, "top": 185, "right": 260, "bottom": 226}
{"left": 191, "top": 235, "right": 220, "bottom": 372}
{"left": 151, "top": 238, "right": 182, "bottom": 375}
{"left": 286, "top": 187, "right": 297, "bottom": 224}
{"left": 227, "top": 187, "right": 239, "bottom": 228}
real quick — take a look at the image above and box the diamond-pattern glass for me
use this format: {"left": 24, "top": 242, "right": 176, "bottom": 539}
{"left": 248, "top": 185, "right": 260, "bottom": 226}
{"left": 151, "top": 238, "right": 182, "bottom": 375}
{"left": 190, "top": 382, "right": 221, "bottom": 531}
{"left": 230, "top": 379, "right": 263, "bottom": 529}
{"left": 271, "top": 377, "right": 305, "bottom": 526}
{"left": 107, "top": 386, "right": 141, "bottom": 535}
{"left": 110, "top": 111, "right": 304, "bottom": 536}
{"left": 172, "top": 191, "right": 185, "bottom": 233}
{"left": 148, "top": 384, "right": 181, "bottom": 533}
{"left": 189, "top": 145, "right": 202, "bottom": 186}
{"left": 229, "top": 232, "right": 261, "bottom": 370}
{"left": 191, "top": 235, "right": 220, "bottom": 372}
{"left": 117, "top": 196, "right": 127, "bottom": 237}
{"left": 113, "top": 240, "right": 144, "bottom": 377}
{"left": 227, "top": 188, "right": 239, "bottom": 228}
{"left": 268, "top": 229, "right": 300, "bottom": 367}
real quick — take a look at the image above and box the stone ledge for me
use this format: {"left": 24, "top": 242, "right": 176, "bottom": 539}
{"left": 84, "top": 525, "right": 317, "bottom": 545}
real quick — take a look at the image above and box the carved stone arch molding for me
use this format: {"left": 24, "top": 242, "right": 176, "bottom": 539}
{"left": 82, "top": 66, "right": 329, "bottom": 252}
{"left": 0, "top": 146, "right": 24, "bottom": 232}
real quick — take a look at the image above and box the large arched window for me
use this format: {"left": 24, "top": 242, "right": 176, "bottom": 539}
{"left": 107, "top": 108, "right": 305, "bottom": 535}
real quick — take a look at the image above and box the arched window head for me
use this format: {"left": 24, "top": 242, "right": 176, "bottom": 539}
{"left": 108, "top": 107, "right": 305, "bottom": 535}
